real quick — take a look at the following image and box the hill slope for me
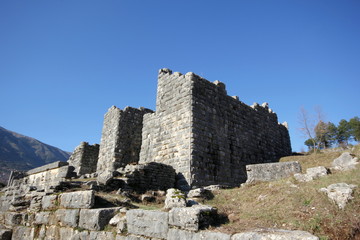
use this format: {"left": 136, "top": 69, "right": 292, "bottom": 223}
{"left": 0, "top": 126, "right": 71, "bottom": 183}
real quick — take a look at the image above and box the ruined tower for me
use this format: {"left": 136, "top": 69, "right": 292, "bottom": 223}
{"left": 139, "top": 68, "right": 291, "bottom": 189}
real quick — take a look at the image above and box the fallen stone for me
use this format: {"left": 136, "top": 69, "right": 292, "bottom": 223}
{"left": 294, "top": 166, "right": 329, "bottom": 182}
{"left": 187, "top": 188, "right": 212, "bottom": 199}
{"left": 164, "top": 188, "right": 186, "bottom": 209}
{"left": 245, "top": 161, "right": 301, "bottom": 183}
{"left": 332, "top": 152, "right": 359, "bottom": 171}
{"left": 320, "top": 183, "right": 357, "bottom": 209}
{"left": 79, "top": 207, "right": 119, "bottom": 231}
{"left": 232, "top": 228, "right": 319, "bottom": 240}
{"left": 97, "top": 170, "right": 115, "bottom": 185}
{"left": 126, "top": 209, "right": 168, "bottom": 239}
{"left": 59, "top": 190, "right": 94, "bottom": 209}
{"left": 0, "top": 229, "right": 12, "bottom": 240}
{"left": 169, "top": 205, "right": 217, "bottom": 231}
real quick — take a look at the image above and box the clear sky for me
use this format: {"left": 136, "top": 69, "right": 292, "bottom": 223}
{"left": 1, "top": 0, "right": 359, "bottom": 153}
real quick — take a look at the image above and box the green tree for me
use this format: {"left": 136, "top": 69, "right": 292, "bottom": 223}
{"left": 326, "top": 122, "right": 338, "bottom": 147}
{"left": 349, "top": 117, "right": 360, "bottom": 142}
{"left": 336, "top": 119, "right": 351, "bottom": 147}
{"left": 315, "top": 121, "right": 330, "bottom": 149}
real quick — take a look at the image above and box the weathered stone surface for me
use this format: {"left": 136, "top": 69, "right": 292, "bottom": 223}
{"left": 320, "top": 183, "right": 357, "bottom": 209}
{"left": 68, "top": 142, "right": 100, "bottom": 176}
{"left": 45, "top": 225, "right": 60, "bottom": 240}
{"left": 27, "top": 161, "right": 69, "bottom": 175}
{"left": 231, "top": 228, "right": 319, "bottom": 240}
{"left": 97, "top": 106, "right": 153, "bottom": 180}
{"left": 199, "top": 231, "right": 231, "bottom": 240}
{"left": 126, "top": 209, "right": 168, "bottom": 239}
{"left": 332, "top": 152, "right": 359, "bottom": 171}
{"left": 0, "top": 229, "right": 12, "bottom": 240}
{"left": 140, "top": 69, "right": 291, "bottom": 188}
{"left": 58, "top": 227, "right": 75, "bottom": 240}
{"left": 294, "top": 166, "right": 329, "bottom": 182}
{"left": 55, "top": 209, "right": 79, "bottom": 227}
{"left": 79, "top": 207, "right": 119, "bottom": 231}
{"left": 164, "top": 188, "right": 186, "bottom": 209}
{"left": 123, "top": 162, "right": 176, "bottom": 193}
{"left": 4, "top": 212, "right": 22, "bottom": 226}
{"left": 89, "top": 231, "right": 115, "bottom": 240}
{"left": 169, "top": 205, "right": 217, "bottom": 231}
{"left": 34, "top": 211, "right": 54, "bottom": 225}
{"left": 246, "top": 161, "right": 301, "bottom": 183}
{"left": 42, "top": 195, "right": 58, "bottom": 210}
{"left": 59, "top": 190, "right": 94, "bottom": 209}
{"left": 11, "top": 226, "right": 34, "bottom": 240}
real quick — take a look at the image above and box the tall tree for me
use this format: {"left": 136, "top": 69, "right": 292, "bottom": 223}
{"left": 349, "top": 117, "right": 360, "bottom": 142}
{"left": 315, "top": 121, "right": 331, "bottom": 149}
{"left": 336, "top": 119, "right": 352, "bottom": 147}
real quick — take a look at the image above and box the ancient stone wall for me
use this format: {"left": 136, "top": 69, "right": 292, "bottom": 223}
{"left": 67, "top": 142, "right": 99, "bottom": 176}
{"left": 140, "top": 69, "right": 291, "bottom": 189}
{"left": 140, "top": 69, "right": 193, "bottom": 189}
{"left": 97, "top": 106, "right": 153, "bottom": 175}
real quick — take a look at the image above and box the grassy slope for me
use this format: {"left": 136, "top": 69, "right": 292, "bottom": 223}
{"left": 205, "top": 145, "right": 360, "bottom": 240}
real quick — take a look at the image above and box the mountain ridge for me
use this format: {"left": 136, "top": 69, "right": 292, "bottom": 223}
{"left": 0, "top": 126, "right": 71, "bottom": 183}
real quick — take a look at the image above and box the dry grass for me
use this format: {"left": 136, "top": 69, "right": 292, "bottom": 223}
{"left": 205, "top": 147, "right": 360, "bottom": 240}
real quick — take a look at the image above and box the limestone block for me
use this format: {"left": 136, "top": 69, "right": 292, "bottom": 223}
{"left": 58, "top": 227, "right": 75, "bottom": 240}
{"left": 0, "top": 229, "right": 12, "bottom": 240}
{"left": 79, "top": 207, "right": 119, "bottom": 231}
{"left": 34, "top": 211, "right": 54, "bottom": 225}
{"left": 294, "top": 166, "right": 329, "bottom": 182}
{"left": 45, "top": 225, "right": 60, "bottom": 240}
{"left": 4, "top": 212, "right": 22, "bottom": 226}
{"left": 320, "top": 183, "right": 357, "bottom": 209}
{"left": 246, "top": 161, "right": 301, "bottom": 184}
{"left": 231, "top": 228, "right": 319, "bottom": 240}
{"left": 55, "top": 209, "right": 79, "bottom": 227}
{"left": 169, "top": 205, "right": 217, "bottom": 231}
{"left": 59, "top": 190, "right": 94, "bottom": 209}
{"left": 89, "top": 231, "right": 115, "bottom": 240}
{"left": 198, "top": 231, "right": 231, "bottom": 240}
{"left": 126, "top": 209, "right": 168, "bottom": 239}
{"left": 11, "top": 226, "right": 34, "bottom": 240}
{"left": 164, "top": 188, "right": 186, "bottom": 209}
{"left": 71, "top": 229, "right": 90, "bottom": 240}
{"left": 167, "top": 228, "right": 197, "bottom": 240}
{"left": 27, "top": 161, "right": 69, "bottom": 175}
{"left": 42, "top": 195, "right": 58, "bottom": 210}
{"left": 332, "top": 152, "right": 359, "bottom": 171}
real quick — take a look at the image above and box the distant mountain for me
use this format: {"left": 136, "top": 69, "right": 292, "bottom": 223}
{"left": 0, "top": 126, "right": 71, "bottom": 184}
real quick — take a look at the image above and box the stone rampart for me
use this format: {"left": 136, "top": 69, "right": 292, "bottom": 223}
{"left": 67, "top": 142, "right": 99, "bottom": 176}
{"left": 97, "top": 106, "right": 153, "bottom": 175}
{"left": 140, "top": 69, "right": 292, "bottom": 189}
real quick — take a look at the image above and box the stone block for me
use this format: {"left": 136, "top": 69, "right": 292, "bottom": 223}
{"left": 42, "top": 195, "right": 58, "bottom": 210}
{"left": 126, "top": 209, "right": 168, "bottom": 239}
{"left": 4, "top": 212, "right": 22, "bottom": 226}
{"left": 27, "top": 161, "right": 69, "bottom": 175}
{"left": 34, "top": 211, "right": 54, "bottom": 225}
{"left": 89, "top": 231, "right": 115, "bottom": 240}
{"left": 45, "top": 225, "right": 60, "bottom": 240}
{"left": 55, "top": 209, "right": 79, "bottom": 227}
{"left": 320, "top": 183, "right": 357, "bottom": 209}
{"left": 167, "top": 228, "right": 197, "bottom": 240}
{"left": 294, "top": 166, "right": 329, "bottom": 182}
{"left": 231, "top": 228, "right": 319, "bottom": 240}
{"left": 59, "top": 190, "right": 94, "bottom": 209}
{"left": 332, "top": 152, "right": 359, "bottom": 171}
{"left": 246, "top": 161, "right": 301, "bottom": 183}
{"left": 0, "top": 229, "right": 12, "bottom": 240}
{"left": 198, "top": 231, "right": 231, "bottom": 240}
{"left": 11, "top": 226, "right": 34, "bottom": 240}
{"left": 79, "top": 207, "right": 119, "bottom": 231}
{"left": 58, "top": 227, "right": 75, "bottom": 240}
{"left": 169, "top": 205, "right": 217, "bottom": 231}
{"left": 164, "top": 188, "right": 186, "bottom": 209}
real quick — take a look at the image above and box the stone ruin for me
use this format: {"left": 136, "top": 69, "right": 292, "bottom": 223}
{"left": 0, "top": 69, "right": 307, "bottom": 240}
{"left": 69, "top": 68, "right": 292, "bottom": 190}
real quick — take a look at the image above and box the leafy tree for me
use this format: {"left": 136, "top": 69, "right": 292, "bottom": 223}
{"left": 349, "top": 117, "right": 360, "bottom": 142}
{"left": 326, "top": 122, "right": 338, "bottom": 147}
{"left": 315, "top": 121, "right": 330, "bottom": 149}
{"left": 336, "top": 119, "right": 352, "bottom": 147}
{"left": 304, "top": 138, "right": 315, "bottom": 150}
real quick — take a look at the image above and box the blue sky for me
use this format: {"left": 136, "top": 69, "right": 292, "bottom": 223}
{"left": 1, "top": 0, "right": 359, "bottom": 152}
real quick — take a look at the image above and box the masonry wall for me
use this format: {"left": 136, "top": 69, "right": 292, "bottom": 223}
{"left": 97, "top": 106, "right": 153, "bottom": 174}
{"left": 140, "top": 69, "right": 291, "bottom": 188}
{"left": 140, "top": 69, "right": 193, "bottom": 188}
{"left": 67, "top": 142, "right": 99, "bottom": 176}
{"left": 190, "top": 76, "right": 292, "bottom": 187}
